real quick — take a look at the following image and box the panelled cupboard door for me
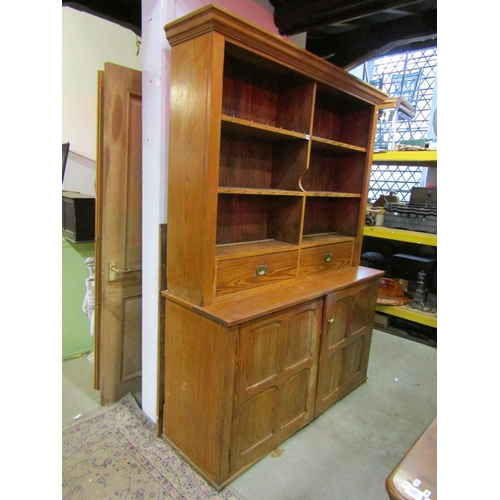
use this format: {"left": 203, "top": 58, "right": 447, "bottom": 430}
{"left": 231, "top": 299, "right": 322, "bottom": 475}
{"left": 95, "top": 62, "right": 143, "bottom": 406}
{"left": 314, "top": 279, "right": 378, "bottom": 418}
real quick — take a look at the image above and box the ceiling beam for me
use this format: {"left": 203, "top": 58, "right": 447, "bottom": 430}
{"left": 306, "top": 8, "right": 436, "bottom": 69}
{"left": 270, "top": 0, "right": 427, "bottom": 35}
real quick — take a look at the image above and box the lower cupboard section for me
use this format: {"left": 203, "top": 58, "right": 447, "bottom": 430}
{"left": 230, "top": 299, "right": 322, "bottom": 474}
{"left": 162, "top": 277, "right": 379, "bottom": 489}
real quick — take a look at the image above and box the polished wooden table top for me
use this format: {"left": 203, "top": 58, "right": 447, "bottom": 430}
{"left": 386, "top": 416, "right": 437, "bottom": 500}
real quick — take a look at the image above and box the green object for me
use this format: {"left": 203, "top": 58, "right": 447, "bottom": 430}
{"left": 62, "top": 238, "right": 95, "bottom": 359}
{"left": 398, "top": 139, "right": 426, "bottom": 147}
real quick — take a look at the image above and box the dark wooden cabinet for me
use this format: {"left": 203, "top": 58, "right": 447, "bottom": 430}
{"left": 62, "top": 192, "right": 95, "bottom": 243}
{"left": 161, "top": 5, "right": 386, "bottom": 490}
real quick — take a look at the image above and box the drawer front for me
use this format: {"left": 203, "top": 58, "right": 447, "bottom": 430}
{"left": 299, "top": 242, "right": 353, "bottom": 276}
{"left": 216, "top": 250, "right": 298, "bottom": 296}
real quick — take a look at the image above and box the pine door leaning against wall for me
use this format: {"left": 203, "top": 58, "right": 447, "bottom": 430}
{"left": 95, "top": 62, "right": 142, "bottom": 406}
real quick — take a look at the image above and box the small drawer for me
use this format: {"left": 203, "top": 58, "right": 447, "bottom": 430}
{"left": 216, "top": 250, "right": 298, "bottom": 296}
{"left": 299, "top": 242, "right": 353, "bottom": 277}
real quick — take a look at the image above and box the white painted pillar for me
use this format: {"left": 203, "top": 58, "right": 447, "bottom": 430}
{"left": 140, "top": 0, "right": 173, "bottom": 422}
{"left": 140, "top": 0, "right": 279, "bottom": 423}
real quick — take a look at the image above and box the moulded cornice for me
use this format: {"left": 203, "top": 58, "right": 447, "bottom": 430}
{"left": 164, "top": 4, "right": 388, "bottom": 106}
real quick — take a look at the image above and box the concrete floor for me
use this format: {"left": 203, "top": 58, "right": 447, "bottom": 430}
{"left": 62, "top": 329, "right": 437, "bottom": 499}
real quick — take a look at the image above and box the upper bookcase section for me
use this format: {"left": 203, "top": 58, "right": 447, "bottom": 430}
{"left": 164, "top": 4, "right": 387, "bottom": 109}
{"left": 164, "top": 5, "right": 388, "bottom": 305}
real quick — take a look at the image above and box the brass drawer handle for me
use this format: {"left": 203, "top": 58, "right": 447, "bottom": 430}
{"left": 328, "top": 318, "right": 335, "bottom": 324}
{"left": 324, "top": 253, "right": 333, "bottom": 262}
{"left": 255, "top": 265, "right": 268, "bottom": 277}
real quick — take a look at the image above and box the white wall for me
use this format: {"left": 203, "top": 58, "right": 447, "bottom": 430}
{"left": 62, "top": 7, "right": 142, "bottom": 194}
{"left": 63, "top": 151, "right": 97, "bottom": 196}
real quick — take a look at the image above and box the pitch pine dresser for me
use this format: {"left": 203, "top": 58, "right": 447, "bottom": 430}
{"left": 161, "top": 4, "right": 386, "bottom": 489}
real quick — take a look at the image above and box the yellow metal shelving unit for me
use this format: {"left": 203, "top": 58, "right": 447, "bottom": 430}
{"left": 376, "top": 304, "right": 437, "bottom": 328}
{"left": 363, "top": 226, "right": 437, "bottom": 246}
{"left": 367, "top": 149, "right": 437, "bottom": 328}
{"left": 372, "top": 149, "right": 437, "bottom": 166}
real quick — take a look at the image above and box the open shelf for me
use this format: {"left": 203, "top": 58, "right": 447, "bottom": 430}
{"left": 301, "top": 141, "right": 367, "bottom": 197}
{"left": 303, "top": 197, "right": 360, "bottom": 239}
{"left": 219, "top": 124, "right": 307, "bottom": 192}
{"left": 216, "top": 193, "right": 303, "bottom": 246}
{"left": 313, "top": 85, "right": 373, "bottom": 148}
{"left": 222, "top": 43, "right": 314, "bottom": 135}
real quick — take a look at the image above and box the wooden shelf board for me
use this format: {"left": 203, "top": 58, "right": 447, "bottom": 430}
{"left": 221, "top": 115, "right": 308, "bottom": 141}
{"left": 218, "top": 188, "right": 361, "bottom": 198}
{"left": 376, "top": 304, "right": 437, "bottom": 328}
{"left": 305, "top": 191, "right": 361, "bottom": 198}
{"left": 372, "top": 150, "right": 437, "bottom": 166}
{"left": 218, "top": 187, "right": 303, "bottom": 196}
{"left": 301, "top": 233, "right": 354, "bottom": 247}
{"left": 363, "top": 226, "right": 437, "bottom": 246}
{"left": 216, "top": 239, "right": 299, "bottom": 259}
{"left": 311, "top": 136, "right": 366, "bottom": 153}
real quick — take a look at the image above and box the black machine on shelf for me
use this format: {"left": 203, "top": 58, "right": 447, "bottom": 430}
{"left": 383, "top": 187, "right": 437, "bottom": 234}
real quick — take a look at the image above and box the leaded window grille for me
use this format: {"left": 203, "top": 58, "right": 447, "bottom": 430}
{"left": 355, "top": 47, "right": 437, "bottom": 204}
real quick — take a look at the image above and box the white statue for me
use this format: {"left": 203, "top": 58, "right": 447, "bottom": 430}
{"left": 82, "top": 257, "right": 95, "bottom": 337}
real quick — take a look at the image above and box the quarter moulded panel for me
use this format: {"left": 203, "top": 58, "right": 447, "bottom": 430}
{"left": 325, "top": 294, "right": 351, "bottom": 348}
{"left": 350, "top": 285, "right": 377, "bottom": 335}
{"left": 124, "top": 94, "right": 143, "bottom": 270}
{"left": 319, "top": 349, "right": 343, "bottom": 396}
{"left": 244, "top": 320, "right": 281, "bottom": 389}
{"left": 342, "top": 335, "right": 365, "bottom": 382}
{"left": 278, "top": 368, "right": 310, "bottom": 427}
{"left": 120, "top": 294, "right": 142, "bottom": 383}
{"left": 238, "top": 388, "right": 278, "bottom": 455}
{"left": 283, "top": 307, "right": 317, "bottom": 368}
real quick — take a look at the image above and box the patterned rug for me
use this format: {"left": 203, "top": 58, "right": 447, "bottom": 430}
{"left": 62, "top": 393, "right": 240, "bottom": 500}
